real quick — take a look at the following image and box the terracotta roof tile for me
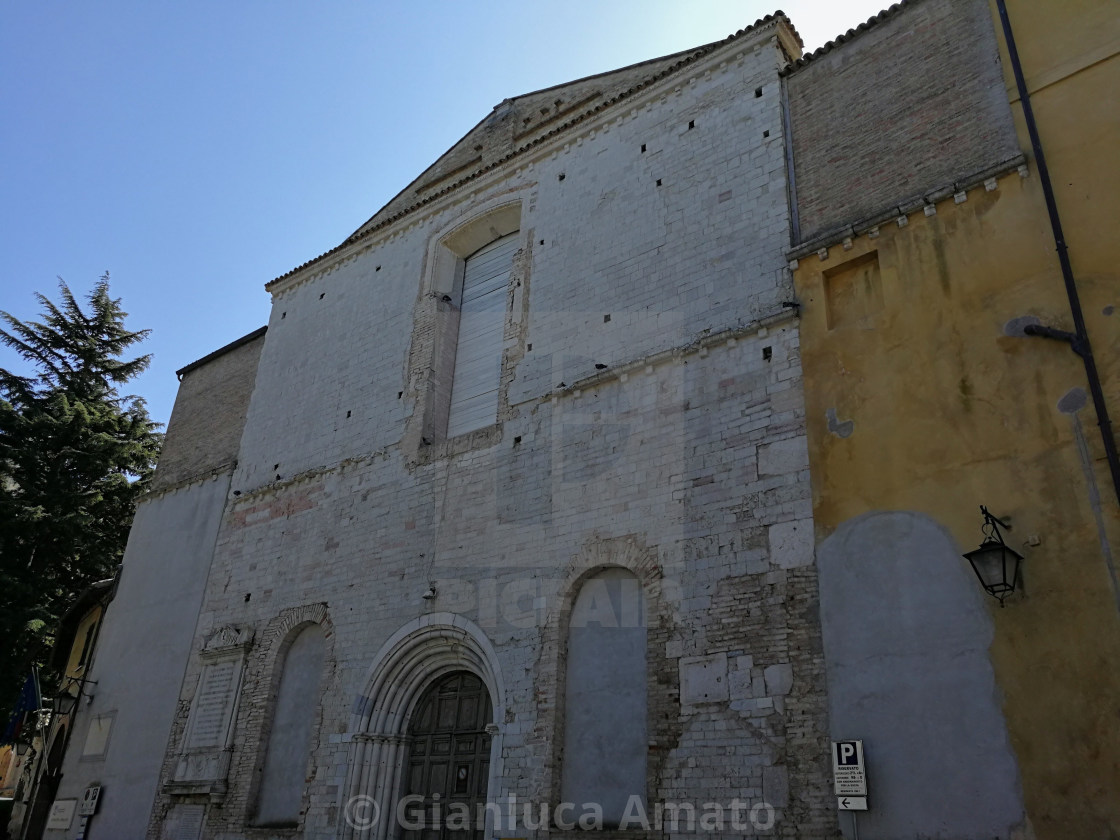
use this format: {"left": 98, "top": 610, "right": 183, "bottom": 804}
{"left": 781, "top": 1, "right": 908, "bottom": 75}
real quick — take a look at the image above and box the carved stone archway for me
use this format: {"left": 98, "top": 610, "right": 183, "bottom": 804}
{"left": 341, "top": 614, "right": 505, "bottom": 840}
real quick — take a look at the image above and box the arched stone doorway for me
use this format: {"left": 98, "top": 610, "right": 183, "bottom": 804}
{"left": 341, "top": 615, "right": 505, "bottom": 840}
{"left": 401, "top": 672, "right": 492, "bottom": 840}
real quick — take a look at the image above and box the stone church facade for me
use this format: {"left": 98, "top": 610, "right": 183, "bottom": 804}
{"left": 43, "top": 0, "right": 1115, "bottom": 838}
{"left": 144, "top": 13, "right": 831, "bottom": 840}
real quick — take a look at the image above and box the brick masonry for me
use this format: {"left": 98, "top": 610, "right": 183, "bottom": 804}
{"left": 144, "top": 19, "right": 839, "bottom": 840}
{"left": 151, "top": 333, "right": 266, "bottom": 493}
{"left": 784, "top": 0, "right": 1020, "bottom": 244}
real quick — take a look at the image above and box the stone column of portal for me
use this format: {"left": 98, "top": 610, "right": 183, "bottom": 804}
{"left": 375, "top": 736, "right": 406, "bottom": 840}
{"left": 362, "top": 735, "right": 392, "bottom": 840}
{"left": 358, "top": 735, "right": 380, "bottom": 840}
{"left": 483, "top": 724, "right": 503, "bottom": 837}
{"left": 340, "top": 736, "right": 365, "bottom": 840}
{"left": 341, "top": 734, "right": 377, "bottom": 840}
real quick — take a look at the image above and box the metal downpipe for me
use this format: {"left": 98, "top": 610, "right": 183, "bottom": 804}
{"left": 994, "top": 0, "right": 1120, "bottom": 508}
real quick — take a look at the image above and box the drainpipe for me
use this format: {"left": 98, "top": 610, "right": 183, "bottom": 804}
{"left": 994, "top": 0, "right": 1120, "bottom": 508}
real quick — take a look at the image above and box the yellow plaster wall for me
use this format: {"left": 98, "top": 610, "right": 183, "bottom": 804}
{"left": 0, "top": 744, "right": 16, "bottom": 795}
{"left": 794, "top": 161, "right": 1120, "bottom": 835}
{"left": 992, "top": 0, "right": 1120, "bottom": 440}
{"left": 796, "top": 5, "right": 1120, "bottom": 834}
{"left": 62, "top": 605, "right": 103, "bottom": 683}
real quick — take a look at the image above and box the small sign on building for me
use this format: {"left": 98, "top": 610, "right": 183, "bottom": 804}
{"left": 79, "top": 784, "right": 102, "bottom": 816}
{"left": 831, "top": 740, "right": 868, "bottom": 810}
{"left": 47, "top": 799, "right": 77, "bottom": 830}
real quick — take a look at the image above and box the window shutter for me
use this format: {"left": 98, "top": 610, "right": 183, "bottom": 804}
{"left": 447, "top": 233, "right": 518, "bottom": 437}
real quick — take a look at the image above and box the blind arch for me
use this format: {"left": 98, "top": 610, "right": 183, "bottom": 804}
{"left": 560, "top": 567, "right": 647, "bottom": 827}
{"left": 255, "top": 623, "right": 326, "bottom": 827}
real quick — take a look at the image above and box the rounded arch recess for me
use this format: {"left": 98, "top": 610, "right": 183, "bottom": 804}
{"left": 536, "top": 535, "right": 674, "bottom": 821}
{"left": 246, "top": 604, "right": 334, "bottom": 828}
{"left": 351, "top": 613, "right": 505, "bottom": 734}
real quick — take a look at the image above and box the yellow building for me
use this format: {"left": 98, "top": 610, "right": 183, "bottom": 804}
{"left": 786, "top": 0, "right": 1119, "bottom": 837}
{"left": 9, "top": 580, "right": 112, "bottom": 840}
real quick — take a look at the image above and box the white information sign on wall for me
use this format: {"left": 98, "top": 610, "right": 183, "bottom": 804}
{"left": 47, "top": 799, "right": 77, "bottom": 830}
{"left": 831, "top": 739, "right": 868, "bottom": 801}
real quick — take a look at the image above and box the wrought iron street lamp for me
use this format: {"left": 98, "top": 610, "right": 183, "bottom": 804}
{"left": 50, "top": 692, "right": 79, "bottom": 718}
{"left": 963, "top": 505, "right": 1023, "bottom": 606}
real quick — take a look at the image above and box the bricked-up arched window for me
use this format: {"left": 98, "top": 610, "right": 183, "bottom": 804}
{"left": 446, "top": 232, "right": 519, "bottom": 437}
{"left": 561, "top": 568, "right": 647, "bottom": 827}
{"left": 255, "top": 623, "right": 326, "bottom": 827}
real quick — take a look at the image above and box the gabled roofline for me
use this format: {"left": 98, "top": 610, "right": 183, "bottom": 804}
{"left": 341, "top": 43, "right": 725, "bottom": 244}
{"left": 267, "top": 12, "right": 801, "bottom": 293}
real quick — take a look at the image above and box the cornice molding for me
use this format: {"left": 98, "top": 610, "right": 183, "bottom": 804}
{"left": 786, "top": 155, "right": 1028, "bottom": 263}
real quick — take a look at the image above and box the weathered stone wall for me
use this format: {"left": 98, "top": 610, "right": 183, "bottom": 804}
{"left": 149, "top": 20, "right": 837, "bottom": 840}
{"left": 784, "top": 0, "right": 1020, "bottom": 244}
{"left": 46, "top": 329, "right": 267, "bottom": 840}
{"left": 48, "top": 481, "right": 238, "bottom": 840}
{"left": 151, "top": 329, "right": 266, "bottom": 493}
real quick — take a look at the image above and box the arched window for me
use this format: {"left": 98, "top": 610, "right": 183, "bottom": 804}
{"left": 446, "top": 233, "right": 519, "bottom": 437}
{"left": 561, "top": 568, "right": 647, "bottom": 827}
{"left": 255, "top": 623, "right": 326, "bottom": 827}
{"left": 401, "top": 671, "right": 493, "bottom": 840}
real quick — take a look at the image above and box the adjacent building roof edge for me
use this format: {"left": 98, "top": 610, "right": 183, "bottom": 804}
{"left": 175, "top": 325, "right": 268, "bottom": 380}
{"left": 780, "top": 0, "right": 916, "bottom": 76}
{"left": 266, "top": 12, "right": 800, "bottom": 293}
{"left": 48, "top": 578, "right": 117, "bottom": 672}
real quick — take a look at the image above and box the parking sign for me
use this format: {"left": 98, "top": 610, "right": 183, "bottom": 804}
{"left": 831, "top": 740, "right": 868, "bottom": 798}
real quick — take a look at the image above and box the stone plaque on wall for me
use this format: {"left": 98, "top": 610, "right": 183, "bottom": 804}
{"left": 81, "top": 713, "right": 114, "bottom": 758}
{"left": 679, "top": 652, "right": 729, "bottom": 705}
{"left": 171, "top": 632, "right": 250, "bottom": 791}
{"left": 186, "top": 659, "right": 237, "bottom": 749}
{"left": 162, "top": 804, "right": 205, "bottom": 840}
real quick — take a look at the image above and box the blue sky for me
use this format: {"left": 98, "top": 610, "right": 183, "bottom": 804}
{"left": 1, "top": 1, "right": 889, "bottom": 426}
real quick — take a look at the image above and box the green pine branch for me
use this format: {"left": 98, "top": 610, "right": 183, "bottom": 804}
{"left": 0, "top": 274, "right": 163, "bottom": 714}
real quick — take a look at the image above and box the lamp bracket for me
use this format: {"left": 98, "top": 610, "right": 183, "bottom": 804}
{"left": 979, "top": 505, "right": 1011, "bottom": 531}
{"left": 59, "top": 675, "right": 99, "bottom": 703}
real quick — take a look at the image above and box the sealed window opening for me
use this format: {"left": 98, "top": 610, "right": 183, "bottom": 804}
{"left": 255, "top": 624, "right": 326, "bottom": 827}
{"left": 446, "top": 232, "right": 518, "bottom": 437}
{"left": 561, "top": 568, "right": 647, "bottom": 827}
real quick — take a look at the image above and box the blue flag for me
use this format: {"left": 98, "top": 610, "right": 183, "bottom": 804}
{"left": 2, "top": 670, "right": 42, "bottom": 745}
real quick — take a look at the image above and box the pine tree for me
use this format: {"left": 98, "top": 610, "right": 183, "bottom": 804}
{"left": 0, "top": 275, "right": 162, "bottom": 713}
